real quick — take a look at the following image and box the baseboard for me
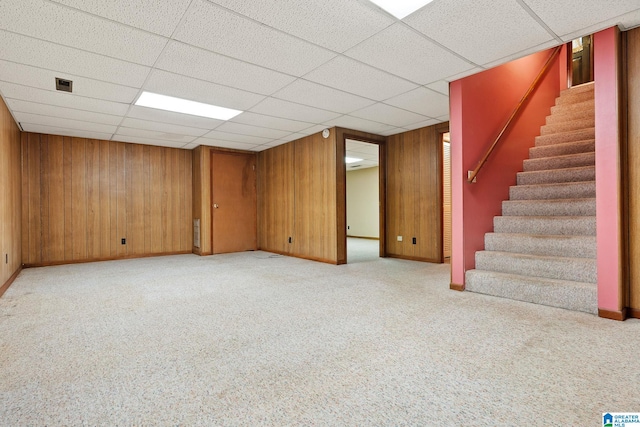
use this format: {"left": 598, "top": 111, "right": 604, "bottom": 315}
{"left": 386, "top": 254, "right": 441, "bottom": 263}
{"left": 23, "top": 251, "right": 192, "bottom": 268}
{"left": 0, "top": 266, "right": 23, "bottom": 298}
{"left": 450, "top": 283, "right": 465, "bottom": 291}
{"left": 627, "top": 308, "right": 640, "bottom": 319}
{"left": 598, "top": 308, "right": 627, "bottom": 321}
{"left": 347, "top": 236, "right": 380, "bottom": 240}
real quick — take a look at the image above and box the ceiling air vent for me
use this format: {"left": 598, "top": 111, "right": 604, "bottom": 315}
{"left": 55, "top": 77, "right": 73, "bottom": 93}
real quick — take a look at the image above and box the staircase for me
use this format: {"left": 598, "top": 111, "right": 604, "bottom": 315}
{"left": 465, "top": 82, "right": 597, "bottom": 314}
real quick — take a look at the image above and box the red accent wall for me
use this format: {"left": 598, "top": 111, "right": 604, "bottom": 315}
{"left": 450, "top": 47, "right": 565, "bottom": 286}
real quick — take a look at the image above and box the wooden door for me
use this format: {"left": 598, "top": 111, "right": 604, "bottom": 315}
{"left": 211, "top": 151, "right": 257, "bottom": 254}
{"left": 627, "top": 28, "right": 640, "bottom": 317}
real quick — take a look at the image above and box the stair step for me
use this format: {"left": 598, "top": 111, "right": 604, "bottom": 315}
{"left": 555, "top": 89, "right": 595, "bottom": 105}
{"left": 502, "top": 198, "right": 595, "bottom": 216}
{"left": 529, "top": 139, "right": 594, "bottom": 158}
{"left": 540, "top": 117, "right": 594, "bottom": 135}
{"left": 510, "top": 181, "right": 595, "bottom": 200}
{"left": 475, "top": 251, "right": 597, "bottom": 283}
{"left": 559, "top": 82, "right": 594, "bottom": 96}
{"left": 545, "top": 108, "right": 594, "bottom": 125}
{"left": 484, "top": 233, "right": 596, "bottom": 258}
{"left": 523, "top": 152, "right": 594, "bottom": 172}
{"left": 494, "top": 215, "right": 596, "bottom": 236}
{"left": 517, "top": 165, "right": 595, "bottom": 185}
{"left": 550, "top": 99, "right": 595, "bottom": 117}
{"left": 465, "top": 269, "right": 597, "bottom": 314}
{"left": 535, "top": 128, "right": 595, "bottom": 146}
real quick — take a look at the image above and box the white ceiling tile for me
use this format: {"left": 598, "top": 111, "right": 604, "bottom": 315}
{"left": 272, "top": 79, "right": 375, "bottom": 114}
{"left": 201, "top": 131, "right": 273, "bottom": 145}
{"left": 20, "top": 123, "right": 113, "bottom": 140}
{"left": 182, "top": 143, "right": 198, "bottom": 150}
{"left": 324, "top": 115, "right": 395, "bottom": 135}
{"left": 0, "top": 82, "right": 129, "bottom": 115}
{"left": 144, "top": 70, "right": 264, "bottom": 112}
{"left": 304, "top": 56, "right": 419, "bottom": 101}
{"left": 0, "top": 60, "right": 139, "bottom": 103}
{"left": 403, "top": 119, "right": 440, "bottom": 131}
{"left": 0, "top": 0, "right": 167, "bottom": 66}
{"left": 120, "top": 118, "right": 208, "bottom": 138}
{"left": 116, "top": 127, "right": 196, "bottom": 144}
{"left": 8, "top": 99, "right": 122, "bottom": 126}
{"left": 350, "top": 102, "right": 429, "bottom": 128}
{"left": 230, "top": 112, "right": 313, "bottom": 133}
{"left": 249, "top": 98, "right": 341, "bottom": 123}
{"left": 482, "top": 40, "right": 559, "bottom": 70}
{"left": 425, "top": 80, "right": 449, "bottom": 96}
{"left": 618, "top": 9, "right": 640, "bottom": 31}
{"left": 555, "top": 8, "right": 640, "bottom": 42}
{"left": 446, "top": 67, "right": 485, "bottom": 82}
{"left": 213, "top": 122, "right": 291, "bottom": 140}
{"left": 49, "top": 0, "right": 192, "bottom": 37}
{"left": 192, "top": 137, "right": 257, "bottom": 151}
{"left": 155, "top": 42, "right": 295, "bottom": 96}
{"left": 405, "top": 0, "right": 553, "bottom": 66}
{"left": 206, "top": 0, "right": 395, "bottom": 52}
{"left": 127, "top": 106, "right": 225, "bottom": 130}
{"left": 15, "top": 112, "right": 117, "bottom": 134}
{"left": 174, "top": 0, "right": 336, "bottom": 76}
{"left": 437, "top": 114, "right": 450, "bottom": 122}
{"left": 0, "top": 31, "right": 150, "bottom": 87}
{"left": 384, "top": 87, "right": 449, "bottom": 118}
{"left": 345, "top": 23, "right": 474, "bottom": 85}
{"left": 377, "top": 127, "right": 405, "bottom": 137}
{"left": 523, "top": 0, "right": 640, "bottom": 38}
{"left": 299, "top": 124, "right": 329, "bottom": 135}
{"left": 112, "top": 134, "right": 188, "bottom": 148}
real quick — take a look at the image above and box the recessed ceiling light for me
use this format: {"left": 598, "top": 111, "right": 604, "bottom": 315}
{"left": 368, "top": 0, "right": 434, "bottom": 19}
{"left": 135, "top": 92, "right": 242, "bottom": 120}
{"left": 345, "top": 157, "right": 363, "bottom": 164}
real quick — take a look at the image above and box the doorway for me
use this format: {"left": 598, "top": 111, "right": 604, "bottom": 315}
{"left": 345, "top": 139, "right": 381, "bottom": 263}
{"left": 442, "top": 132, "right": 451, "bottom": 262}
{"left": 569, "top": 35, "right": 594, "bottom": 86}
{"left": 211, "top": 150, "right": 257, "bottom": 254}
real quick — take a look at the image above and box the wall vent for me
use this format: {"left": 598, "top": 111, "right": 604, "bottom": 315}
{"left": 55, "top": 77, "right": 73, "bottom": 93}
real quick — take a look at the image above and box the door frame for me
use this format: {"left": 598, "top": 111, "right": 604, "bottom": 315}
{"left": 335, "top": 127, "right": 387, "bottom": 264}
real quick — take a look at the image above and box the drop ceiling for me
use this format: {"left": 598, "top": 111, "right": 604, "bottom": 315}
{"left": 0, "top": 0, "right": 639, "bottom": 152}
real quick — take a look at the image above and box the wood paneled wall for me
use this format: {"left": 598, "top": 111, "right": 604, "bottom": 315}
{"left": 257, "top": 131, "right": 340, "bottom": 264}
{"left": 21, "top": 133, "right": 193, "bottom": 266}
{"left": 626, "top": 27, "right": 640, "bottom": 315}
{"left": 0, "top": 97, "right": 22, "bottom": 295}
{"left": 385, "top": 123, "right": 449, "bottom": 263}
{"left": 192, "top": 146, "right": 212, "bottom": 255}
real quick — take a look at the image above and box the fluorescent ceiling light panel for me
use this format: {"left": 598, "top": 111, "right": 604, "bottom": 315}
{"left": 345, "top": 157, "right": 363, "bottom": 164}
{"left": 135, "top": 92, "right": 242, "bottom": 120}
{"left": 368, "top": 0, "right": 434, "bottom": 19}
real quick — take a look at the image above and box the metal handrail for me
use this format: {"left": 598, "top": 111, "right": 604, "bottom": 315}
{"left": 467, "top": 46, "right": 562, "bottom": 183}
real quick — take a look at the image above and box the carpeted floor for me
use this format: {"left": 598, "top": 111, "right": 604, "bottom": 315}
{"left": 0, "top": 250, "right": 638, "bottom": 426}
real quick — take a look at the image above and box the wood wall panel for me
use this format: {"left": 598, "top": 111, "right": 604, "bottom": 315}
{"left": 257, "top": 143, "right": 294, "bottom": 254}
{"left": 0, "top": 96, "right": 22, "bottom": 295}
{"left": 627, "top": 27, "right": 640, "bottom": 312}
{"left": 21, "top": 133, "right": 192, "bottom": 266}
{"left": 385, "top": 123, "right": 448, "bottom": 263}
{"left": 192, "top": 146, "right": 212, "bottom": 255}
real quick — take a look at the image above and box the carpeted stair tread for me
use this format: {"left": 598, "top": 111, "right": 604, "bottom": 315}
{"left": 545, "top": 108, "right": 594, "bottom": 125}
{"left": 494, "top": 215, "right": 596, "bottom": 236}
{"left": 529, "top": 139, "right": 594, "bottom": 159}
{"left": 474, "top": 251, "right": 596, "bottom": 283}
{"left": 550, "top": 99, "right": 595, "bottom": 117}
{"left": 509, "top": 181, "right": 595, "bottom": 200}
{"left": 502, "top": 198, "right": 595, "bottom": 216}
{"left": 517, "top": 165, "right": 595, "bottom": 185}
{"left": 540, "top": 117, "right": 594, "bottom": 135}
{"left": 465, "top": 269, "right": 597, "bottom": 314}
{"left": 523, "top": 152, "right": 594, "bottom": 172}
{"left": 559, "top": 81, "right": 594, "bottom": 96}
{"left": 554, "top": 89, "right": 594, "bottom": 105}
{"left": 484, "top": 232, "right": 596, "bottom": 258}
{"left": 535, "top": 128, "right": 595, "bottom": 147}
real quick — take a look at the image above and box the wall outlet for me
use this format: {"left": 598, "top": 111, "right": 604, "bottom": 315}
{"left": 412, "top": 237, "right": 417, "bottom": 244}
{"left": 397, "top": 236, "right": 403, "bottom": 242}
{"left": 347, "top": 225, "right": 350, "bottom": 230}
{"left": 5, "top": 254, "right": 7, "bottom": 264}
{"left": 121, "top": 238, "right": 126, "bottom": 245}
{"left": 288, "top": 237, "right": 292, "bottom": 244}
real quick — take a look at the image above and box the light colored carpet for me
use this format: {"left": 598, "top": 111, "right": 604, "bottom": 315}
{"left": 0, "top": 252, "right": 638, "bottom": 426}
{"left": 347, "top": 237, "right": 379, "bottom": 264}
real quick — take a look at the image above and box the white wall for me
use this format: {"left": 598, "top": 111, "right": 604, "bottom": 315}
{"left": 346, "top": 167, "right": 379, "bottom": 238}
